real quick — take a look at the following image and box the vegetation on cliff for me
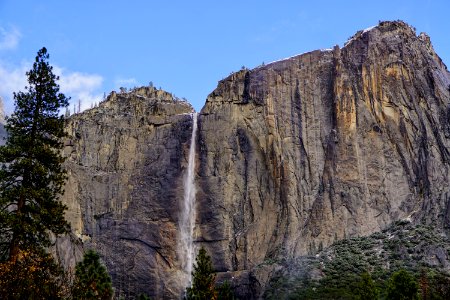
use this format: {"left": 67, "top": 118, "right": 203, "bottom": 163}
{"left": 264, "top": 221, "right": 450, "bottom": 299}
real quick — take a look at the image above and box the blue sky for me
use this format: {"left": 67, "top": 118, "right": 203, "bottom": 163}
{"left": 0, "top": 0, "right": 448, "bottom": 113}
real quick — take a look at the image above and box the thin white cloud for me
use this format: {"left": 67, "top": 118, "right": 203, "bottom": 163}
{"left": 115, "top": 77, "right": 138, "bottom": 88}
{"left": 0, "top": 61, "right": 104, "bottom": 115}
{"left": 0, "top": 61, "right": 29, "bottom": 113}
{"left": 56, "top": 68, "right": 103, "bottom": 92}
{"left": 0, "top": 26, "right": 21, "bottom": 50}
{"left": 55, "top": 67, "right": 104, "bottom": 112}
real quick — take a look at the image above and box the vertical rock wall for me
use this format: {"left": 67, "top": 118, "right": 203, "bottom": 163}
{"left": 62, "top": 87, "right": 194, "bottom": 299}
{"left": 196, "top": 21, "right": 450, "bottom": 295}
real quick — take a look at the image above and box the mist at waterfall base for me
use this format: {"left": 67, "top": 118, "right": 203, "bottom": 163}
{"left": 179, "top": 113, "right": 198, "bottom": 291}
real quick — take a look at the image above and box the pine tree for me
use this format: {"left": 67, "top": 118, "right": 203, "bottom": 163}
{"left": 72, "top": 249, "right": 113, "bottom": 300}
{"left": 186, "top": 247, "right": 217, "bottom": 300}
{"left": 217, "top": 281, "right": 235, "bottom": 300}
{"left": 386, "top": 269, "right": 419, "bottom": 300}
{"left": 428, "top": 271, "right": 450, "bottom": 299}
{"left": 355, "top": 272, "right": 378, "bottom": 300}
{"left": 0, "top": 47, "right": 70, "bottom": 261}
{"left": 0, "top": 47, "right": 70, "bottom": 298}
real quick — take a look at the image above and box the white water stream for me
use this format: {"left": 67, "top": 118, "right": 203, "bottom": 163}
{"left": 179, "top": 112, "right": 198, "bottom": 287}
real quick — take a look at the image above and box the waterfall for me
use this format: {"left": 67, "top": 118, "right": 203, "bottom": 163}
{"left": 179, "top": 112, "right": 198, "bottom": 287}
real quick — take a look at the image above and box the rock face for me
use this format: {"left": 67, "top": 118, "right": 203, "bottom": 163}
{"left": 196, "top": 21, "right": 450, "bottom": 296}
{"left": 61, "top": 21, "right": 450, "bottom": 299}
{"left": 62, "top": 87, "right": 194, "bottom": 299}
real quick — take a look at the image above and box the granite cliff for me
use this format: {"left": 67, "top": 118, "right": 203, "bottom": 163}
{"left": 61, "top": 21, "right": 450, "bottom": 298}
{"left": 62, "top": 87, "right": 194, "bottom": 298}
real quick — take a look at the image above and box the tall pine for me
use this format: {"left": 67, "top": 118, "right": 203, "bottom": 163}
{"left": 0, "top": 47, "right": 71, "bottom": 298}
{"left": 0, "top": 47, "right": 70, "bottom": 261}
